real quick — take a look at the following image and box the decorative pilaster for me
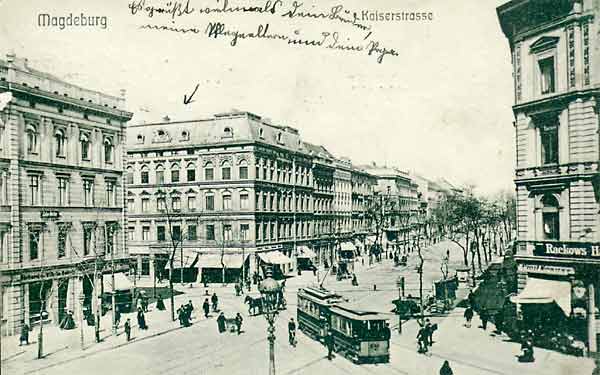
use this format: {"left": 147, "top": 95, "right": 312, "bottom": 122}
{"left": 567, "top": 25, "right": 577, "bottom": 89}
{"left": 512, "top": 43, "right": 522, "bottom": 103}
{"left": 582, "top": 21, "right": 590, "bottom": 86}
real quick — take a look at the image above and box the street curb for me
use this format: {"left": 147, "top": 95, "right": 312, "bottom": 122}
{"left": 21, "top": 325, "right": 184, "bottom": 374}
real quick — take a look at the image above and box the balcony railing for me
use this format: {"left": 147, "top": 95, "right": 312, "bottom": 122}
{"left": 515, "top": 161, "right": 599, "bottom": 180}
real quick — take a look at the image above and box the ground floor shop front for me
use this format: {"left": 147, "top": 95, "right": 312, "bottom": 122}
{"left": 511, "top": 246, "right": 600, "bottom": 354}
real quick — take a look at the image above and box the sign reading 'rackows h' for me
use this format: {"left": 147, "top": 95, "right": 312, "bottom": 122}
{"left": 534, "top": 242, "right": 600, "bottom": 259}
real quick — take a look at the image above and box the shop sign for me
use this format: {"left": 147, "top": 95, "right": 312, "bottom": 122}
{"left": 518, "top": 264, "right": 575, "bottom": 276}
{"left": 40, "top": 210, "right": 60, "bottom": 220}
{"left": 533, "top": 242, "right": 600, "bottom": 259}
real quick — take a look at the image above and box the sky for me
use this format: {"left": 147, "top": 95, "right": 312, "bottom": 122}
{"left": 0, "top": 0, "right": 515, "bottom": 195}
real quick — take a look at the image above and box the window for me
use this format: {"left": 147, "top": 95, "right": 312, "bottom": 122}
{"left": 187, "top": 195, "right": 196, "bottom": 211}
{"left": 206, "top": 224, "right": 215, "bottom": 241}
{"left": 128, "top": 198, "right": 135, "bottom": 212}
{"left": 141, "top": 166, "right": 149, "bottom": 184}
{"left": 172, "top": 196, "right": 181, "bottom": 211}
{"left": 141, "top": 259, "right": 150, "bottom": 276}
{"left": 157, "top": 197, "right": 166, "bottom": 211}
{"left": 104, "top": 136, "right": 114, "bottom": 164}
{"left": 240, "top": 224, "right": 249, "bottom": 241}
{"left": 171, "top": 164, "right": 180, "bottom": 183}
{"left": 157, "top": 225, "right": 166, "bottom": 241}
{"left": 142, "top": 197, "right": 149, "bottom": 212}
{"left": 542, "top": 194, "right": 560, "bottom": 240}
{"left": 172, "top": 225, "right": 181, "bottom": 241}
{"left": 223, "top": 127, "right": 233, "bottom": 138}
{"left": 83, "top": 225, "right": 93, "bottom": 256}
{"left": 57, "top": 176, "right": 69, "bottom": 206}
{"left": 26, "top": 124, "right": 38, "bottom": 154}
{"left": 539, "top": 57, "right": 555, "bottom": 94}
{"left": 156, "top": 165, "right": 165, "bottom": 184}
{"left": 239, "top": 160, "right": 248, "bottom": 179}
{"left": 188, "top": 225, "right": 197, "bottom": 240}
{"left": 128, "top": 227, "right": 135, "bottom": 241}
{"left": 270, "top": 223, "right": 275, "bottom": 240}
{"left": 142, "top": 226, "right": 150, "bottom": 241}
{"left": 0, "top": 230, "right": 6, "bottom": 263}
{"left": 185, "top": 163, "right": 195, "bottom": 182}
{"left": 29, "top": 228, "right": 40, "bottom": 260}
{"left": 56, "top": 224, "right": 67, "bottom": 258}
{"left": 223, "top": 224, "right": 232, "bottom": 241}
{"left": 29, "top": 175, "right": 40, "bottom": 205}
{"left": 204, "top": 163, "right": 214, "bottom": 181}
{"left": 240, "top": 192, "right": 249, "bottom": 209}
{"left": 223, "top": 192, "right": 232, "bottom": 210}
{"left": 54, "top": 129, "right": 66, "bottom": 157}
{"left": 541, "top": 124, "right": 559, "bottom": 165}
{"left": 106, "top": 180, "right": 116, "bottom": 207}
{"left": 126, "top": 167, "right": 134, "bottom": 184}
{"left": 205, "top": 193, "right": 214, "bottom": 211}
{"left": 80, "top": 132, "right": 91, "bottom": 160}
{"left": 222, "top": 162, "right": 231, "bottom": 180}
{"left": 83, "top": 179, "right": 94, "bottom": 206}
{"left": 259, "top": 128, "right": 264, "bottom": 138}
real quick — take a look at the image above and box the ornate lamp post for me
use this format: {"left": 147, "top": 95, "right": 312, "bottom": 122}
{"left": 258, "top": 269, "right": 282, "bottom": 375}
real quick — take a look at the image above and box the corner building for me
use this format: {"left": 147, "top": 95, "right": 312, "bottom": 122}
{"left": 498, "top": 0, "right": 600, "bottom": 352}
{"left": 0, "top": 54, "right": 132, "bottom": 336}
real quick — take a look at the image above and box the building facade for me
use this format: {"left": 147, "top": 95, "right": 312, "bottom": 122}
{"left": 0, "top": 54, "right": 132, "bottom": 336}
{"left": 498, "top": 0, "right": 600, "bottom": 352}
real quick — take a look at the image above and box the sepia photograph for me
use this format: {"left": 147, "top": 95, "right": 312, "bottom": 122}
{"left": 0, "top": 0, "right": 599, "bottom": 374}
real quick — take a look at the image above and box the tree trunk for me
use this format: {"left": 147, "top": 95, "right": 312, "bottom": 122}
{"left": 169, "top": 259, "right": 175, "bottom": 322}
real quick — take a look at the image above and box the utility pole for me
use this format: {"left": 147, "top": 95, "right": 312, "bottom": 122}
{"left": 396, "top": 276, "right": 404, "bottom": 334}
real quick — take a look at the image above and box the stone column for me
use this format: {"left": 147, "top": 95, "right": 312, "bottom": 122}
{"left": 4, "top": 283, "right": 24, "bottom": 336}
{"left": 588, "top": 282, "right": 597, "bottom": 353}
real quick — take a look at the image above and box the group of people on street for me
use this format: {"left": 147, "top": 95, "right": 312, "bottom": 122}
{"left": 177, "top": 300, "right": 194, "bottom": 327}
{"left": 215, "top": 312, "right": 244, "bottom": 334}
{"left": 416, "top": 318, "right": 437, "bottom": 354}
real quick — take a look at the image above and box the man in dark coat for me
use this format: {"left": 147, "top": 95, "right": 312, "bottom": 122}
{"left": 19, "top": 321, "right": 30, "bottom": 346}
{"left": 325, "top": 329, "right": 334, "bottom": 360}
{"left": 137, "top": 307, "right": 148, "bottom": 330}
{"left": 124, "top": 318, "right": 132, "bottom": 341}
{"left": 211, "top": 293, "right": 219, "bottom": 312}
{"left": 480, "top": 308, "right": 489, "bottom": 330}
{"left": 186, "top": 300, "right": 194, "bottom": 320}
{"left": 235, "top": 313, "right": 243, "bottom": 335}
{"left": 464, "top": 307, "right": 474, "bottom": 328}
{"left": 417, "top": 326, "right": 429, "bottom": 353}
{"left": 203, "top": 298, "right": 210, "bottom": 318}
{"left": 288, "top": 318, "right": 296, "bottom": 346}
{"left": 156, "top": 295, "right": 166, "bottom": 311}
{"left": 217, "top": 312, "right": 226, "bottom": 333}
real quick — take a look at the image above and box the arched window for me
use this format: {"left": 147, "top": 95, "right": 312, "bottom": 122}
{"left": 222, "top": 191, "right": 232, "bottom": 210}
{"left": 140, "top": 165, "right": 149, "bottom": 184}
{"left": 239, "top": 160, "right": 248, "bottom": 179}
{"left": 258, "top": 128, "right": 264, "bottom": 138}
{"left": 223, "top": 127, "right": 233, "bottom": 138}
{"left": 126, "top": 166, "right": 134, "bottom": 185}
{"left": 221, "top": 161, "right": 231, "bottom": 180}
{"left": 204, "top": 162, "right": 214, "bottom": 181}
{"left": 26, "top": 124, "right": 38, "bottom": 154}
{"left": 54, "top": 128, "right": 66, "bottom": 157}
{"left": 136, "top": 134, "right": 144, "bottom": 144}
{"left": 155, "top": 164, "right": 165, "bottom": 184}
{"left": 542, "top": 194, "right": 560, "bottom": 240}
{"left": 104, "top": 136, "right": 114, "bottom": 164}
{"left": 277, "top": 132, "right": 283, "bottom": 144}
{"left": 187, "top": 162, "right": 196, "bottom": 182}
{"left": 171, "top": 163, "right": 180, "bottom": 183}
{"left": 80, "top": 132, "right": 91, "bottom": 160}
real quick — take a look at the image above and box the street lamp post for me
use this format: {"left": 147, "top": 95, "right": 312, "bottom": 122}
{"left": 258, "top": 269, "right": 282, "bottom": 375}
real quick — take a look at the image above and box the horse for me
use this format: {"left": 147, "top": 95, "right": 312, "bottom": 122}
{"left": 244, "top": 295, "right": 263, "bottom": 316}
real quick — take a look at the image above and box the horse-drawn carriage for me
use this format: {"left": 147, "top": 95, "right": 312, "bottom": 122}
{"left": 244, "top": 291, "right": 287, "bottom": 316}
{"left": 297, "top": 286, "right": 390, "bottom": 364}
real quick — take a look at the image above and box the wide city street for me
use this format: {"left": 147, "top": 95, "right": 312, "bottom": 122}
{"left": 2, "top": 240, "right": 594, "bottom": 375}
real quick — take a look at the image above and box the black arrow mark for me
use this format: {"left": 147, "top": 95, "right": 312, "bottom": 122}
{"left": 183, "top": 83, "right": 199, "bottom": 105}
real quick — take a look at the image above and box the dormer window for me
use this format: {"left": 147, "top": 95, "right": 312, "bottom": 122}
{"left": 277, "top": 133, "right": 283, "bottom": 144}
{"left": 223, "top": 127, "right": 233, "bottom": 138}
{"left": 136, "top": 134, "right": 144, "bottom": 144}
{"left": 180, "top": 130, "right": 190, "bottom": 141}
{"left": 259, "top": 128, "right": 264, "bottom": 138}
{"left": 158, "top": 130, "right": 165, "bottom": 137}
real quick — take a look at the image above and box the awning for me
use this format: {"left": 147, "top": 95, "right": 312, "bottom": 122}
{"left": 297, "top": 246, "right": 316, "bottom": 259}
{"left": 258, "top": 251, "right": 292, "bottom": 265}
{"left": 103, "top": 273, "right": 134, "bottom": 292}
{"left": 510, "top": 277, "right": 571, "bottom": 316}
{"left": 169, "top": 251, "right": 199, "bottom": 268}
{"left": 340, "top": 242, "right": 356, "bottom": 252}
{"left": 197, "top": 253, "right": 249, "bottom": 269}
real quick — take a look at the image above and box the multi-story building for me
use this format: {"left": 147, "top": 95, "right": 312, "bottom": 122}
{"left": 126, "top": 111, "right": 319, "bottom": 283}
{"left": 360, "top": 163, "right": 420, "bottom": 252}
{"left": 333, "top": 157, "right": 353, "bottom": 239}
{"left": 0, "top": 54, "right": 132, "bottom": 336}
{"left": 351, "top": 164, "right": 378, "bottom": 253}
{"left": 498, "top": 0, "right": 600, "bottom": 353}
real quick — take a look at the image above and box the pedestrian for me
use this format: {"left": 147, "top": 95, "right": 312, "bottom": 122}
{"left": 124, "top": 318, "right": 131, "bottom": 341}
{"left": 211, "top": 293, "right": 219, "bottom": 312}
{"left": 19, "top": 321, "right": 30, "bottom": 346}
{"left": 288, "top": 318, "right": 296, "bottom": 346}
{"left": 235, "top": 313, "right": 243, "bottom": 335}
{"left": 217, "top": 312, "right": 226, "bottom": 334}
{"left": 203, "top": 298, "right": 210, "bottom": 318}
{"left": 114, "top": 307, "right": 121, "bottom": 328}
{"left": 142, "top": 294, "right": 149, "bottom": 312}
{"left": 417, "top": 325, "right": 429, "bottom": 354}
{"left": 494, "top": 311, "right": 504, "bottom": 334}
{"left": 325, "top": 329, "right": 334, "bottom": 360}
{"left": 156, "top": 295, "right": 166, "bottom": 311}
{"left": 313, "top": 267, "right": 317, "bottom": 277}
{"left": 137, "top": 307, "right": 148, "bottom": 330}
{"left": 186, "top": 300, "right": 195, "bottom": 320}
{"left": 464, "top": 306, "right": 474, "bottom": 328}
{"left": 235, "top": 283, "right": 240, "bottom": 297}
{"left": 480, "top": 307, "right": 488, "bottom": 330}
{"left": 424, "top": 319, "right": 435, "bottom": 346}
{"left": 177, "top": 305, "right": 184, "bottom": 326}
{"left": 439, "top": 360, "right": 453, "bottom": 375}
{"left": 468, "top": 291, "right": 476, "bottom": 309}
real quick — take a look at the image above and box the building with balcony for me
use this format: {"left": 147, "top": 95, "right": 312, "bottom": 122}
{"left": 498, "top": 0, "right": 600, "bottom": 353}
{"left": 0, "top": 54, "right": 133, "bottom": 336}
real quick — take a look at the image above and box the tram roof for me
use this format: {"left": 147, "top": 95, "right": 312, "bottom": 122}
{"left": 298, "top": 286, "right": 343, "bottom": 300}
{"left": 329, "top": 305, "right": 388, "bottom": 321}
